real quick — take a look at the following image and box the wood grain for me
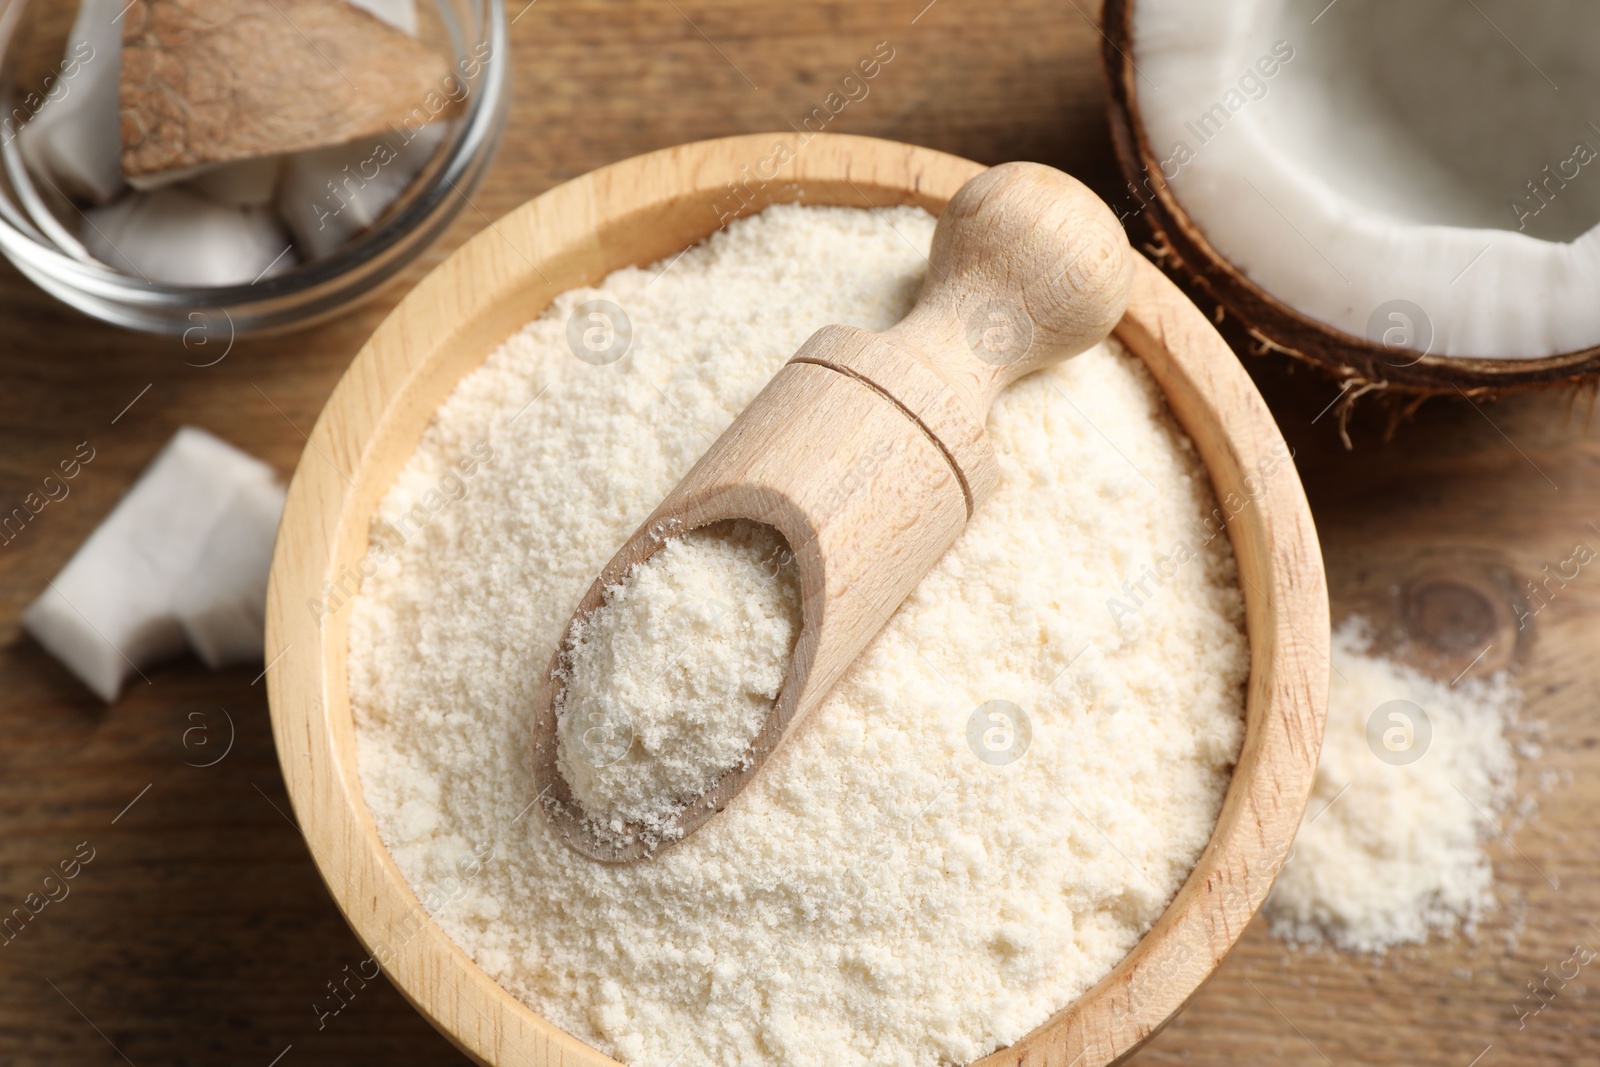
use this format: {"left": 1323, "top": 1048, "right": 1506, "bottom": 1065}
{"left": 0, "top": 1, "right": 1596, "bottom": 1065}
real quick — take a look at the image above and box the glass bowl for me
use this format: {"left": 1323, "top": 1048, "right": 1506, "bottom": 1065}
{"left": 0, "top": 0, "right": 507, "bottom": 336}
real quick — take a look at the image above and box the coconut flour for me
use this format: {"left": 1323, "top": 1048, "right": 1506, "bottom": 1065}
{"left": 1266, "top": 618, "right": 1522, "bottom": 953}
{"left": 557, "top": 519, "right": 802, "bottom": 836}
{"left": 348, "top": 204, "right": 1250, "bottom": 1067}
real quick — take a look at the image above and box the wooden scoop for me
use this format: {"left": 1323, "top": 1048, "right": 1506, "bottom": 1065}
{"left": 532, "top": 161, "right": 1135, "bottom": 862}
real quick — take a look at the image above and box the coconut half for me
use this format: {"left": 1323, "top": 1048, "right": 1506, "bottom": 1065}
{"left": 1105, "top": 0, "right": 1600, "bottom": 391}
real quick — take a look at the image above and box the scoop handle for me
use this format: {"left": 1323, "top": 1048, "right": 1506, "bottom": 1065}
{"left": 535, "top": 162, "right": 1133, "bottom": 863}
{"left": 887, "top": 161, "right": 1135, "bottom": 424}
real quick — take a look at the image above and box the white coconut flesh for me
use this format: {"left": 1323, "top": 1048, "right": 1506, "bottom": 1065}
{"left": 1131, "top": 0, "right": 1600, "bottom": 359}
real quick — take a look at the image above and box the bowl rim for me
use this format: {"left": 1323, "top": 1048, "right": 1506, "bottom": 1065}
{"left": 264, "top": 131, "right": 1329, "bottom": 1067}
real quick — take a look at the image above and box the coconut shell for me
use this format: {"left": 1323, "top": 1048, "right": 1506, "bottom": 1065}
{"left": 119, "top": 0, "right": 451, "bottom": 182}
{"left": 1101, "top": 0, "right": 1600, "bottom": 396}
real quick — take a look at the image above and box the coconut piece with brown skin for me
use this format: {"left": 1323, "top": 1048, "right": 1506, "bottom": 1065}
{"left": 1103, "top": 0, "right": 1600, "bottom": 395}
{"left": 118, "top": 0, "right": 449, "bottom": 186}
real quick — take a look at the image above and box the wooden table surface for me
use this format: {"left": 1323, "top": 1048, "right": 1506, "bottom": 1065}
{"left": 1, "top": 1, "right": 1595, "bottom": 1064}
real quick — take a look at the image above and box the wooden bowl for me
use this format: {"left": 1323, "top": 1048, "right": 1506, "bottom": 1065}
{"left": 265, "top": 133, "right": 1329, "bottom": 1067}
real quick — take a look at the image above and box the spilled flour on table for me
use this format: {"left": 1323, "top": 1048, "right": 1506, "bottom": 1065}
{"left": 1267, "top": 617, "right": 1522, "bottom": 954}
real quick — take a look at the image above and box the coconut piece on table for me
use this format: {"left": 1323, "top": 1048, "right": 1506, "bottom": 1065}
{"left": 22, "top": 428, "right": 283, "bottom": 702}
{"left": 277, "top": 123, "right": 448, "bottom": 260}
{"left": 83, "top": 186, "right": 295, "bottom": 286}
{"left": 15, "top": 0, "right": 126, "bottom": 205}
{"left": 174, "top": 476, "right": 286, "bottom": 669}
{"left": 118, "top": 0, "right": 449, "bottom": 188}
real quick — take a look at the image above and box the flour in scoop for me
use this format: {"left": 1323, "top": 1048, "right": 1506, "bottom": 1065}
{"left": 556, "top": 520, "right": 801, "bottom": 837}
{"left": 349, "top": 204, "right": 1250, "bottom": 1067}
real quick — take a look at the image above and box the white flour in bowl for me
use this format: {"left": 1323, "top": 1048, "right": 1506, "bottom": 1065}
{"left": 348, "top": 203, "right": 1250, "bottom": 1067}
